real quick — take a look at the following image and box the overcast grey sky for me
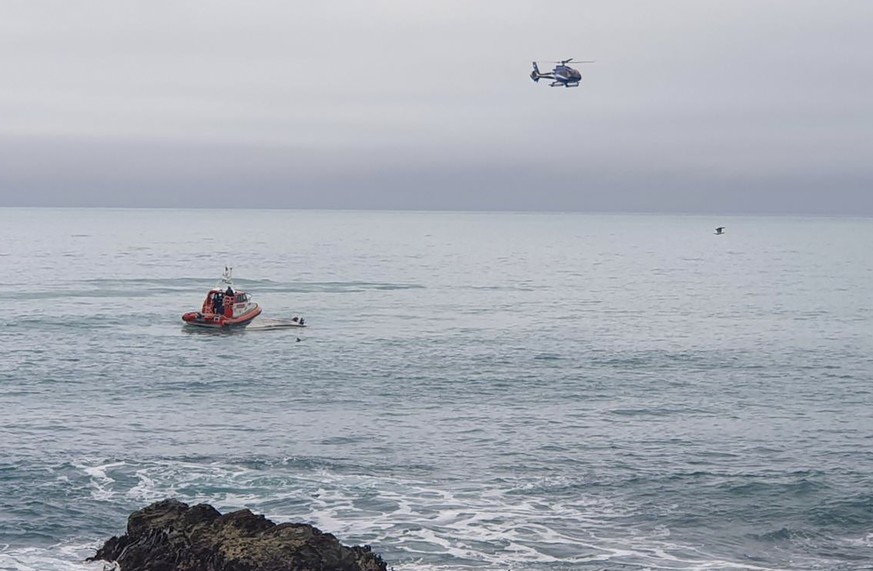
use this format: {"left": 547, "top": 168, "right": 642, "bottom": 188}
{"left": 1, "top": 0, "right": 871, "bottom": 213}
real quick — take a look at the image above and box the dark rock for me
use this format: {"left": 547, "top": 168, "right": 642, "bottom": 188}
{"left": 89, "top": 499, "right": 388, "bottom": 571}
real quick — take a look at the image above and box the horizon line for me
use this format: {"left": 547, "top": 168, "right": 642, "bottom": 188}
{"left": 0, "top": 205, "right": 871, "bottom": 220}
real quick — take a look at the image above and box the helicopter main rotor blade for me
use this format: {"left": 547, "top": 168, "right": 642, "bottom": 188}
{"left": 546, "top": 59, "right": 596, "bottom": 64}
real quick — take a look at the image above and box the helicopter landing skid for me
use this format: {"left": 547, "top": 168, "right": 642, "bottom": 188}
{"left": 550, "top": 81, "right": 579, "bottom": 88}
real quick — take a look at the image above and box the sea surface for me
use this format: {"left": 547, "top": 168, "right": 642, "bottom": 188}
{"left": 1, "top": 208, "right": 872, "bottom": 571}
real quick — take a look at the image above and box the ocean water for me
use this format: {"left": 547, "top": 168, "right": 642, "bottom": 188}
{"left": 1, "top": 208, "right": 872, "bottom": 571}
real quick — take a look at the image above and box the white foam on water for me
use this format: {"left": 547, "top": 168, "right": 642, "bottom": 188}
{"left": 0, "top": 541, "right": 102, "bottom": 571}
{"left": 126, "top": 466, "right": 161, "bottom": 503}
{"left": 77, "top": 462, "right": 126, "bottom": 501}
{"left": 67, "top": 459, "right": 797, "bottom": 570}
{"left": 844, "top": 532, "right": 873, "bottom": 548}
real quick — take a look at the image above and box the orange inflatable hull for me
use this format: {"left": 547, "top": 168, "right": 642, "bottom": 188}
{"left": 182, "top": 305, "right": 262, "bottom": 328}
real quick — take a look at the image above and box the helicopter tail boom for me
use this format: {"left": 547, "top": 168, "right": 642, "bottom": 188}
{"left": 530, "top": 61, "right": 555, "bottom": 83}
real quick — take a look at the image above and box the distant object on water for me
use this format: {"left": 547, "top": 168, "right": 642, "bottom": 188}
{"left": 715, "top": 227, "right": 725, "bottom": 235}
{"left": 530, "top": 58, "right": 594, "bottom": 88}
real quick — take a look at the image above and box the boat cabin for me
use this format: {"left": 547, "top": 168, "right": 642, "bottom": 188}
{"left": 201, "top": 287, "right": 255, "bottom": 318}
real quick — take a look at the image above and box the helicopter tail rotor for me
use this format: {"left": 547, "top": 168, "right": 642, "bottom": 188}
{"left": 530, "top": 61, "right": 541, "bottom": 82}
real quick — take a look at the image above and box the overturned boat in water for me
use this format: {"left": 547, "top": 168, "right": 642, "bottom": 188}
{"left": 181, "top": 267, "right": 262, "bottom": 329}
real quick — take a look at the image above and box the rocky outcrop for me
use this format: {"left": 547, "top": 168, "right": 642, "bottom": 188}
{"left": 89, "top": 499, "right": 387, "bottom": 571}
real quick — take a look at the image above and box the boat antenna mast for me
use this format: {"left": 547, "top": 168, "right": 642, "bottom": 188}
{"left": 218, "top": 266, "right": 234, "bottom": 288}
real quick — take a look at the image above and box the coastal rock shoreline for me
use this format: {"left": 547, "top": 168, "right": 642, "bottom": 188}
{"left": 88, "top": 498, "right": 388, "bottom": 571}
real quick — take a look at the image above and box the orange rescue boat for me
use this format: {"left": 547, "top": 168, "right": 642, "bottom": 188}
{"left": 182, "top": 267, "right": 262, "bottom": 329}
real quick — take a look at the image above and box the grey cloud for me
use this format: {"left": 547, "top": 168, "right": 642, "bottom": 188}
{"left": 1, "top": 0, "right": 871, "bottom": 213}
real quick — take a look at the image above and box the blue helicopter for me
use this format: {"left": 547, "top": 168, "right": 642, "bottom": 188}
{"left": 530, "top": 58, "right": 594, "bottom": 88}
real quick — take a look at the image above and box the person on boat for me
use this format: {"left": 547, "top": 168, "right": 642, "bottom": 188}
{"left": 213, "top": 293, "right": 224, "bottom": 315}
{"left": 225, "top": 285, "right": 234, "bottom": 297}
